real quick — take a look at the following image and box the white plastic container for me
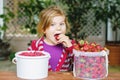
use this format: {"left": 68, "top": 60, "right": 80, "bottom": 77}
{"left": 12, "top": 51, "right": 50, "bottom": 80}
{"left": 73, "top": 49, "right": 109, "bottom": 80}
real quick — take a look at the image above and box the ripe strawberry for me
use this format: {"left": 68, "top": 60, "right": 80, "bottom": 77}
{"left": 74, "top": 40, "right": 108, "bottom": 52}
{"left": 91, "top": 47, "right": 98, "bottom": 52}
{"left": 96, "top": 45, "right": 102, "bottom": 51}
{"left": 83, "top": 45, "right": 89, "bottom": 51}
{"left": 73, "top": 44, "right": 80, "bottom": 50}
{"left": 54, "top": 34, "right": 59, "bottom": 41}
{"left": 90, "top": 42, "right": 96, "bottom": 47}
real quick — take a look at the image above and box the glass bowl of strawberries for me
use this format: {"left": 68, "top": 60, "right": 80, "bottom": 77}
{"left": 73, "top": 40, "right": 109, "bottom": 80}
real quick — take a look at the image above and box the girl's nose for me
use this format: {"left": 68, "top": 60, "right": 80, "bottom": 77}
{"left": 57, "top": 25, "right": 61, "bottom": 30}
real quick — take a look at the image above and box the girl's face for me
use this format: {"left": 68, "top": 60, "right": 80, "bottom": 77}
{"left": 44, "top": 16, "right": 66, "bottom": 45}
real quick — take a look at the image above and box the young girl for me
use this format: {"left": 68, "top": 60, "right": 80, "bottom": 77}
{"left": 28, "top": 6, "right": 74, "bottom": 72}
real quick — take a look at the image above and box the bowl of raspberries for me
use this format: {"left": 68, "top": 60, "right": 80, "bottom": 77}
{"left": 12, "top": 51, "right": 50, "bottom": 80}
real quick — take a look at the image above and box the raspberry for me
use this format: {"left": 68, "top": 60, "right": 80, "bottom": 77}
{"left": 19, "top": 52, "right": 45, "bottom": 56}
{"left": 54, "top": 34, "right": 59, "bottom": 41}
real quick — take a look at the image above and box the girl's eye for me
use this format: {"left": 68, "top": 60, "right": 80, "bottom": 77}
{"left": 51, "top": 23, "right": 55, "bottom": 26}
{"left": 60, "top": 23, "right": 65, "bottom": 26}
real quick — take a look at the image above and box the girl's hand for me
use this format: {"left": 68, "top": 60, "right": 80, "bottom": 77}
{"left": 56, "top": 34, "right": 72, "bottom": 47}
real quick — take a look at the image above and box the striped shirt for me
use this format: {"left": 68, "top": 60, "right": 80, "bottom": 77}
{"left": 28, "top": 37, "right": 74, "bottom": 71}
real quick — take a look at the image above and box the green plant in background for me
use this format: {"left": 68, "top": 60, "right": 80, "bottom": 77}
{"left": 9, "top": 52, "right": 15, "bottom": 61}
{"left": 0, "top": 7, "right": 15, "bottom": 39}
{"left": 18, "top": 0, "right": 56, "bottom": 34}
{"left": 18, "top": 0, "right": 102, "bottom": 41}
{"left": 59, "top": 0, "right": 93, "bottom": 40}
{"left": 18, "top": 0, "right": 94, "bottom": 40}
{"left": 92, "top": 0, "right": 120, "bottom": 44}
{"left": 0, "top": 39, "right": 12, "bottom": 60}
{"left": 60, "top": 0, "right": 120, "bottom": 43}
{"left": 0, "top": 7, "right": 15, "bottom": 60}
{"left": 1, "top": 0, "right": 120, "bottom": 44}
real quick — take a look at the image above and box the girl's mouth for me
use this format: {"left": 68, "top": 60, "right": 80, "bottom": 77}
{"left": 54, "top": 34, "right": 60, "bottom": 41}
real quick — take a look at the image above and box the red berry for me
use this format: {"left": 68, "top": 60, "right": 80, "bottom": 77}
{"left": 73, "top": 44, "right": 80, "bottom": 50}
{"left": 54, "top": 34, "right": 59, "bottom": 41}
{"left": 74, "top": 40, "right": 108, "bottom": 52}
{"left": 83, "top": 45, "right": 89, "bottom": 51}
{"left": 19, "top": 52, "right": 45, "bottom": 56}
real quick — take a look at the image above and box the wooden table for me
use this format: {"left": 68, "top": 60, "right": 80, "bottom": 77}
{"left": 0, "top": 71, "right": 120, "bottom": 80}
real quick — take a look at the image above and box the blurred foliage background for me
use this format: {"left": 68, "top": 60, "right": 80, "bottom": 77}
{"left": 0, "top": 0, "right": 120, "bottom": 60}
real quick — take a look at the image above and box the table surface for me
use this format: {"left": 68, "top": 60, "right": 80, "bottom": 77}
{"left": 0, "top": 71, "right": 120, "bottom": 80}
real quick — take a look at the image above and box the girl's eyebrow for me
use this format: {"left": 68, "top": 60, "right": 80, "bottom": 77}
{"left": 52, "top": 21, "right": 65, "bottom": 23}
{"left": 61, "top": 21, "right": 65, "bottom": 23}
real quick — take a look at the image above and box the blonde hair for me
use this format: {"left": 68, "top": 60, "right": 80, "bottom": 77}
{"left": 37, "top": 6, "right": 70, "bottom": 36}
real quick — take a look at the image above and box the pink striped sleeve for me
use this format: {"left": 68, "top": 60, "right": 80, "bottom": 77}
{"left": 28, "top": 40, "right": 38, "bottom": 50}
